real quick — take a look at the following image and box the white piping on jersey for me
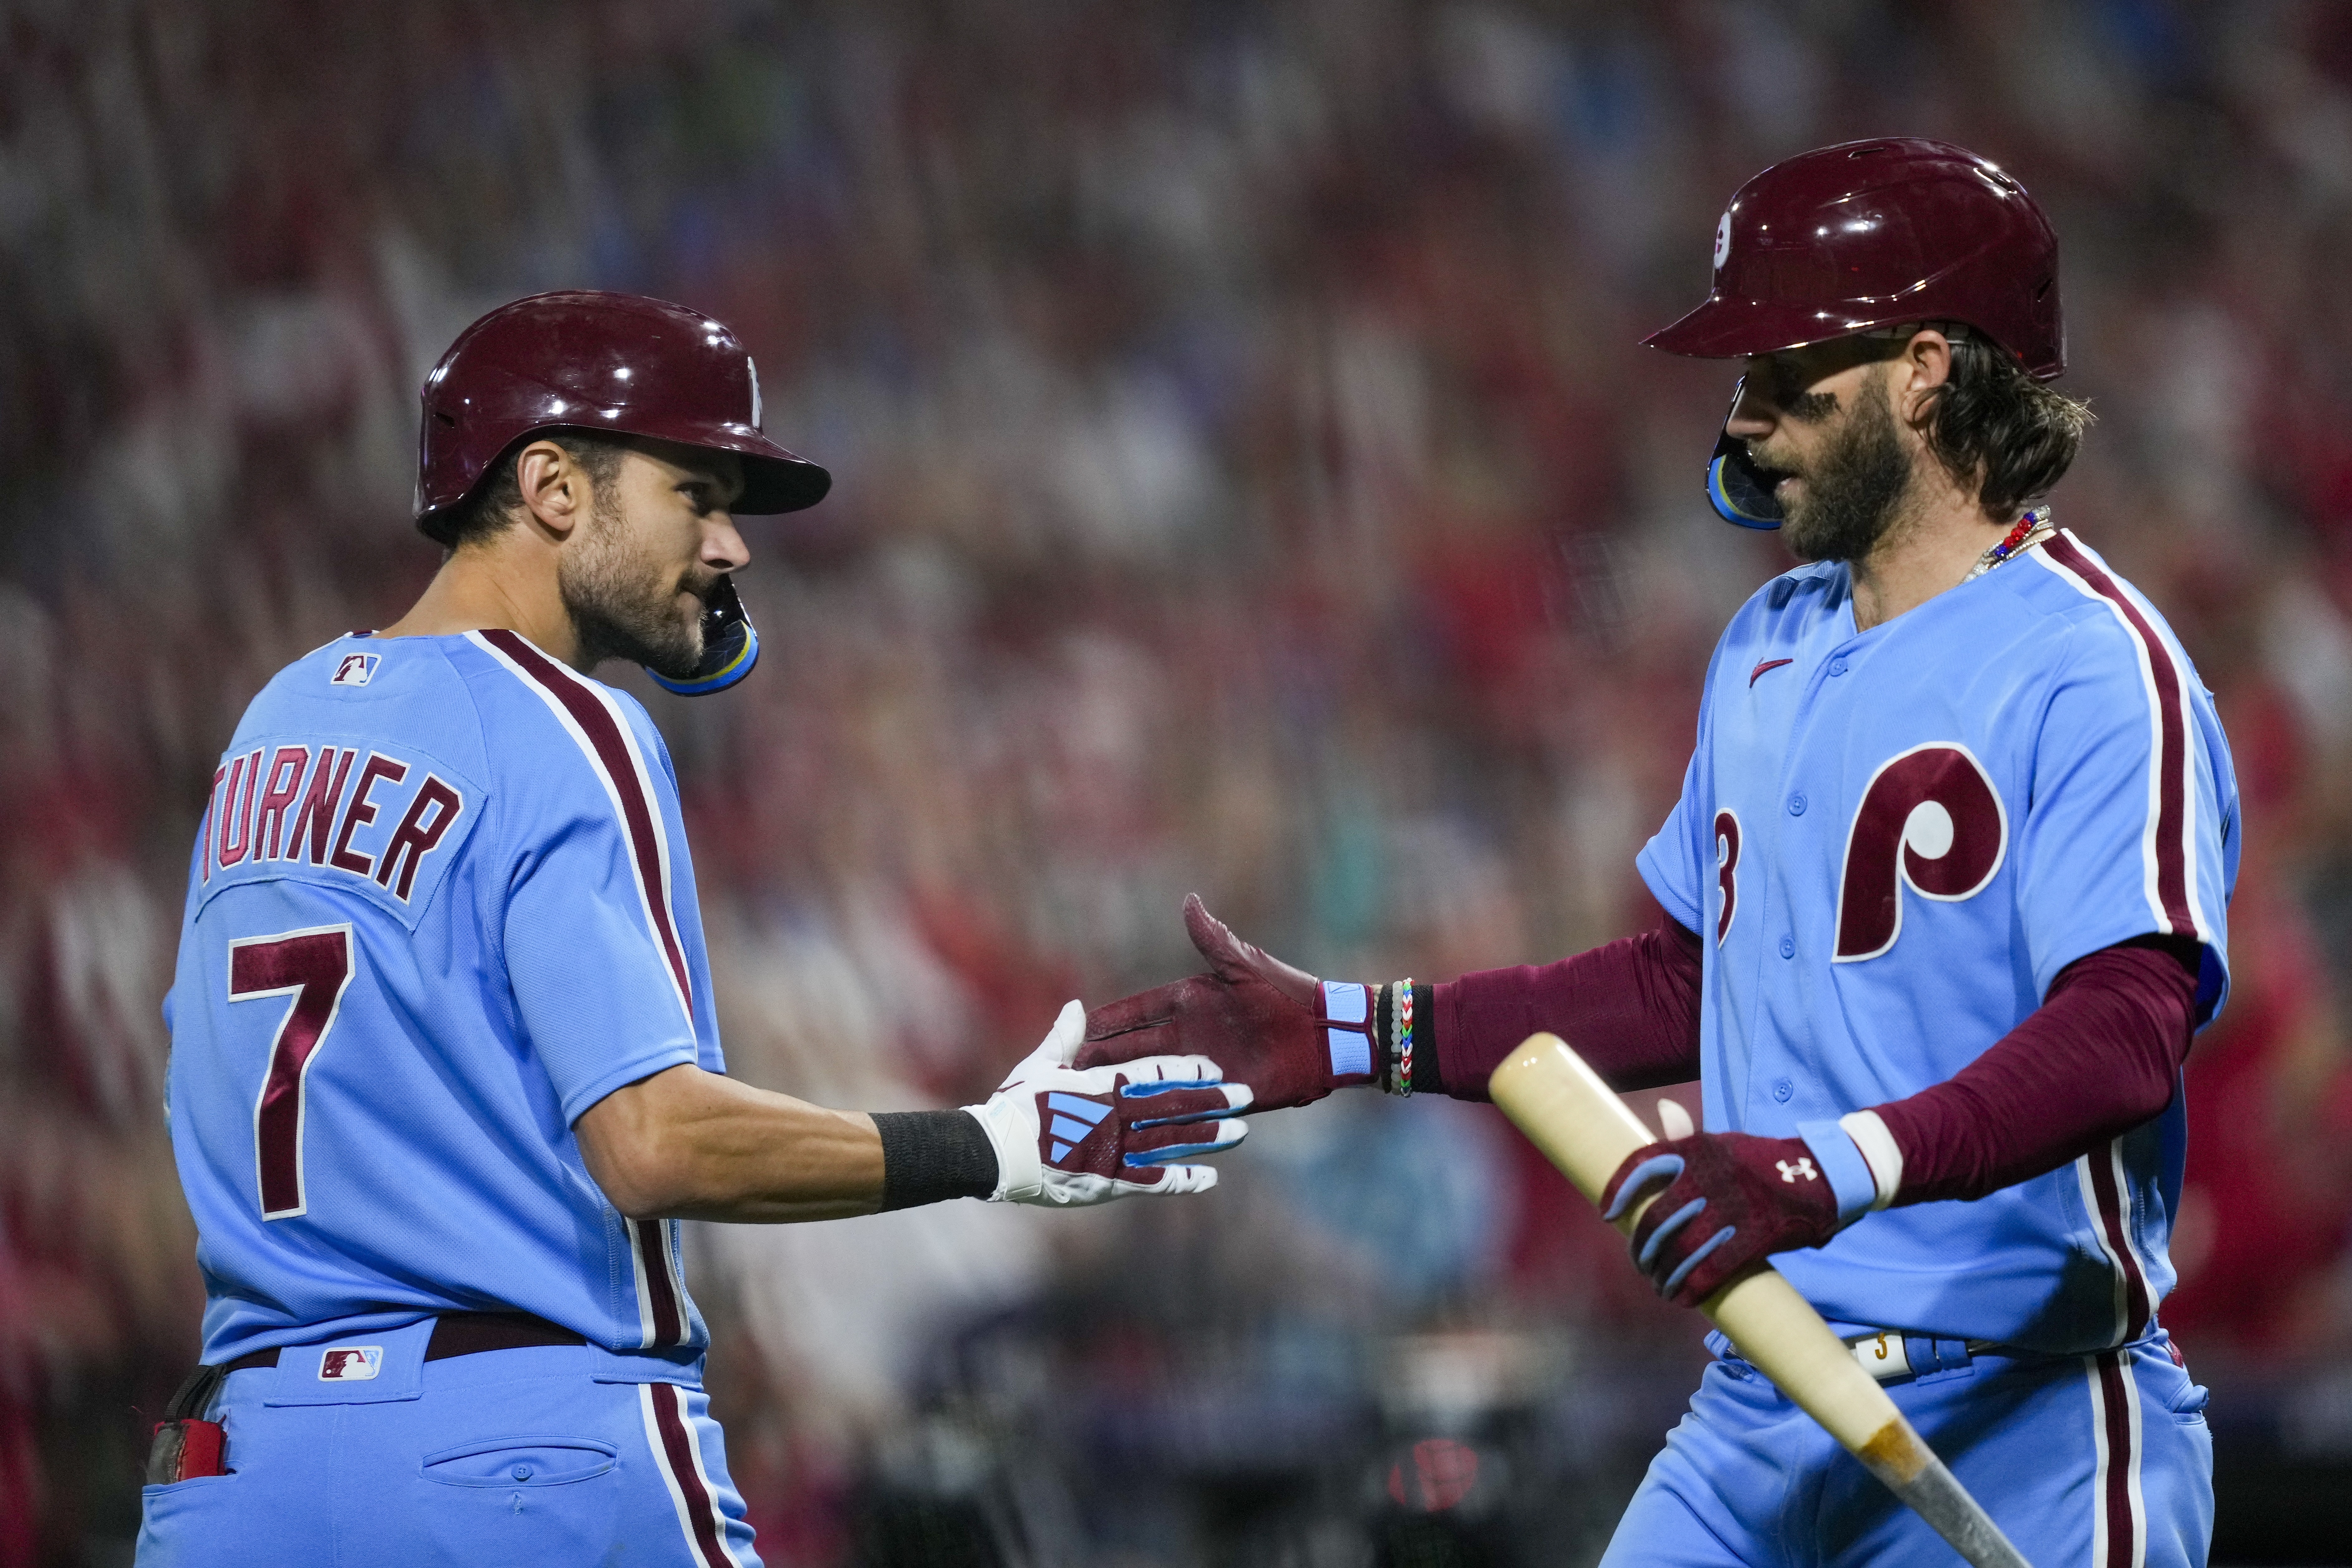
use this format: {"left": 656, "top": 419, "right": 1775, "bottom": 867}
{"left": 2108, "top": 1139, "right": 2157, "bottom": 1340}
{"left": 626, "top": 1216, "right": 662, "bottom": 1349}
{"left": 2119, "top": 1354, "right": 2149, "bottom": 1568}
{"left": 2073, "top": 1141, "right": 2154, "bottom": 1349}
{"left": 466, "top": 631, "right": 696, "bottom": 1033}
{"left": 2027, "top": 533, "right": 2208, "bottom": 941}
{"left": 2075, "top": 1150, "right": 2126, "bottom": 1346}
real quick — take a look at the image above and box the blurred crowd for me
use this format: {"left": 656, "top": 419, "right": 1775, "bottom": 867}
{"left": 7, "top": 1, "right": 2352, "bottom": 1561}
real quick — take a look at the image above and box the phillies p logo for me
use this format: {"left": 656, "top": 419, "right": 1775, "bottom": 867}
{"left": 1833, "top": 743, "right": 2007, "bottom": 961}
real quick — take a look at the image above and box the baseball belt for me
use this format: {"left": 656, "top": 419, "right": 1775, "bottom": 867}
{"left": 221, "top": 1310, "right": 586, "bottom": 1372}
{"left": 1844, "top": 1330, "right": 1996, "bottom": 1383}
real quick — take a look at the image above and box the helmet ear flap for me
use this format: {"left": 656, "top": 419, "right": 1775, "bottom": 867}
{"left": 1705, "top": 379, "right": 1784, "bottom": 529}
{"left": 648, "top": 574, "right": 761, "bottom": 695}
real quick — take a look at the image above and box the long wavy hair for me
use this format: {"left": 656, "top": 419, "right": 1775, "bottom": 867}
{"left": 1920, "top": 333, "right": 2094, "bottom": 516}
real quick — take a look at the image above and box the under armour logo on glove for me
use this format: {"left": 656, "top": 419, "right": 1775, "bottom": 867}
{"left": 1600, "top": 1132, "right": 1847, "bottom": 1309}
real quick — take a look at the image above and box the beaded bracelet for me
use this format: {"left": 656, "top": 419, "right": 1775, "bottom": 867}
{"left": 1390, "top": 979, "right": 1415, "bottom": 1097}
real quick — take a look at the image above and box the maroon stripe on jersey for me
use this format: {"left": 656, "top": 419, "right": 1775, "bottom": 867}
{"left": 2086, "top": 1141, "right": 2151, "bottom": 1342}
{"left": 2044, "top": 536, "right": 2195, "bottom": 939}
{"left": 634, "top": 1217, "right": 685, "bottom": 1346}
{"left": 481, "top": 630, "right": 694, "bottom": 1012}
{"left": 650, "top": 1381, "right": 734, "bottom": 1568}
{"left": 2095, "top": 1351, "right": 2136, "bottom": 1568}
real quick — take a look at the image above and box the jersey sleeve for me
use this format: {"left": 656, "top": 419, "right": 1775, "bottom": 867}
{"left": 2016, "top": 613, "right": 2234, "bottom": 1021}
{"left": 1636, "top": 661, "right": 1722, "bottom": 935}
{"left": 499, "top": 765, "right": 705, "bottom": 1126}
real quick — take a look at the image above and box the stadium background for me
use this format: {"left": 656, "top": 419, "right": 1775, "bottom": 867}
{"left": 6, "top": 2, "right": 2352, "bottom": 1562}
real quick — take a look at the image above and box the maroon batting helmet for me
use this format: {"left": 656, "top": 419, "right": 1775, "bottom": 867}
{"left": 414, "top": 290, "right": 831, "bottom": 542}
{"left": 1644, "top": 138, "right": 2063, "bottom": 379}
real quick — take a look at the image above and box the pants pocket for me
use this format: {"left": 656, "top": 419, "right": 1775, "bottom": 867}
{"left": 2140, "top": 1350, "right": 2211, "bottom": 1426}
{"left": 421, "top": 1435, "right": 619, "bottom": 1487}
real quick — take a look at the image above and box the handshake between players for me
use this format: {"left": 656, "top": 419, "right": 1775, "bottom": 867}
{"left": 151, "top": 132, "right": 2234, "bottom": 1568}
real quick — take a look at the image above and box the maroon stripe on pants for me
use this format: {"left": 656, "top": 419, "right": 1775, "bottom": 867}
{"left": 2044, "top": 536, "right": 2196, "bottom": 939}
{"left": 650, "top": 1381, "right": 733, "bottom": 1568}
{"left": 635, "top": 1217, "right": 685, "bottom": 1346}
{"left": 2096, "top": 1351, "right": 2135, "bottom": 1568}
{"left": 481, "top": 629, "right": 695, "bottom": 1010}
{"left": 2085, "top": 1143, "right": 2151, "bottom": 1341}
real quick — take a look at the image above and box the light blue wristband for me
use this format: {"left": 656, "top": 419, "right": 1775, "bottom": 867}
{"left": 1796, "top": 1119, "right": 1877, "bottom": 1227}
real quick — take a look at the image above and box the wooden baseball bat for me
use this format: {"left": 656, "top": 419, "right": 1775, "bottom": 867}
{"left": 1490, "top": 1033, "right": 2031, "bottom": 1568}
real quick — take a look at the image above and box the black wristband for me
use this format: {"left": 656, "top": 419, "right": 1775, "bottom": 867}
{"left": 1374, "top": 980, "right": 1447, "bottom": 1095}
{"left": 874, "top": 1109, "right": 999, "bottom": 1210}
{"left": 1411, "top": 981, "right": 1442, "bottom": 1094}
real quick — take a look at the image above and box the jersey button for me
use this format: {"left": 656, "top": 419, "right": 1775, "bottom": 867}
{"left": 1778, "top": 935, "right": 1795, "bottom": 959}
{"left": 513, "top": 1464, "right": 533, "bottom": 1481}
{"left": 1772, "top": 1077, "right": 1795, "bottom": 1103}
{"left": 1787, "top": 794, "right": 1807, "bottom": 816}
{"left": 1829, "top": 658, "right": 1849, "bottom": 677}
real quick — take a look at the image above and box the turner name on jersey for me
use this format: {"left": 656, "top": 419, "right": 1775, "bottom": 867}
{"left": 201, "top": 740, "right": 468, "bottom": 910}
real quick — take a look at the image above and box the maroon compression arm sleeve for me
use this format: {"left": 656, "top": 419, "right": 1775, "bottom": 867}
{"left": 1428, "top": 914, "right": 1704, "bottom": 1099}
{"left": 1871, "top": 937, "right": 2198, "bottom": 1206}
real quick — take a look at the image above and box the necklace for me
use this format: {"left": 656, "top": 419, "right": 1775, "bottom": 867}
{"left": 1965, "top": 506, "right": 2055, "bottom": 581}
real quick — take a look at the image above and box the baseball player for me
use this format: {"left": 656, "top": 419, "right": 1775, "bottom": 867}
{"left": 1082, "top": 141, "right": 2237, "bottom": 1566}
{"left": 137, "top": 291, "right": 1252, "bottom": 1566}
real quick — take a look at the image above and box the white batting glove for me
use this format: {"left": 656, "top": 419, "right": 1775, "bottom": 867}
{"left": 965, "top": 1001, "right": 1251, "bottom": 1206}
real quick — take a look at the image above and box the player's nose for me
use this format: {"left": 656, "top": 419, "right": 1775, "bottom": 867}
{"left": 703, "top": 516, "right": 750, "bottom": 573}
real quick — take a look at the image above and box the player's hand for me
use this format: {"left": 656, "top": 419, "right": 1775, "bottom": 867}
{"left": 1077, "top": 894, "right": 1379, "bottom": 1111}
{"left": 1599, "top": 1130, "right": 1846, "bottom": 1308}
{"left": 966, "top": 1001, "right": 1252, "bottom": 1206}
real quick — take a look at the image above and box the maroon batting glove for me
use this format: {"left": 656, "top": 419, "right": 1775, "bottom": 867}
{"left": 1599, "top": 1132, "right": 1844, "bottom": 1309}
{"left": 1077, "top": 895, "right": 1379, "bottom": 1111}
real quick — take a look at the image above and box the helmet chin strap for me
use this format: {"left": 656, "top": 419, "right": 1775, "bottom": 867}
{"left": 648, "top": 574, "right": 761, "bottom": 696}
{"left": 1705, "top": 378, "right": 1785, "bottom": 529}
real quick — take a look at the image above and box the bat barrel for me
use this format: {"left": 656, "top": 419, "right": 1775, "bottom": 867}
{"left": 1883, "top": 1455, "right": 2034, "bottom": 1568}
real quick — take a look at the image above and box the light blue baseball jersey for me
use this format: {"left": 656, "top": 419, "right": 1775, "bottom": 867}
{"left": 164, "top": 629, "right": 720, "bottom": 1363}
{"left": 1637, "top": 530, "right": 2238, "bottom": 1354}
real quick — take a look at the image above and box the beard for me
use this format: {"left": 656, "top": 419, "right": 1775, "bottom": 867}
{"left": 559, "top": 492, "right": 711, "bottom": 681}
{"left": 1771, "top": 377, "right": 1915, "bottom": 565}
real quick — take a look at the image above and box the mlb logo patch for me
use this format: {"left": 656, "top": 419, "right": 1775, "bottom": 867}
{"left": 317, "top": 1345, "right": 383, "bottom": 1382}
{"left": 330, "top": 652, "right": 381, "bottom": 687}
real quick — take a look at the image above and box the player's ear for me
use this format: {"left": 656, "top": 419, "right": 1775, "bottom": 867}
{"left": 513, "top": 439, "right": 587, "bottom": 541}
{"left": 1895, "top": 329, "right": 1954, "bottom": 427}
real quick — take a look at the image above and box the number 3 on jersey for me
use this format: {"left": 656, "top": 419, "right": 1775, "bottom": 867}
{"left": 228, "top": 925, "right": 356, "bottom": 1219}
{"left": 1713, "top": 809, "right": 1741, "bottom": 945}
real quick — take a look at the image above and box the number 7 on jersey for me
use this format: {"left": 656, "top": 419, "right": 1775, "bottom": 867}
{"left": 228, "top": 925, "right": 356, "bottom": 1220}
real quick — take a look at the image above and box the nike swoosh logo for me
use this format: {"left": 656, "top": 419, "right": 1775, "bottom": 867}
{"left": 1750, "top": 658, "right": 1795, "bottom": 686}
